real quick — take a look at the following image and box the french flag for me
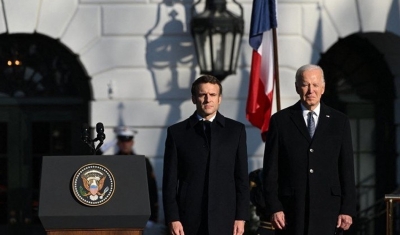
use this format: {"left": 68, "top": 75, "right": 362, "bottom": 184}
{"left": 246, "top": 0, "right": 278, "bottom": 139}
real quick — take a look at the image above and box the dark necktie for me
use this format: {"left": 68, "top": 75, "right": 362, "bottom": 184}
{"left": 307, "top": 111, "right": 315, "bottom": 137}
{"left": 203, "top": 120, "right": 211, "bottom": 144}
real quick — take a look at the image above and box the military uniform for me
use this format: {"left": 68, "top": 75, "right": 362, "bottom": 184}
{"left": 99, "top": 127, "right": 159, "bottom": 223}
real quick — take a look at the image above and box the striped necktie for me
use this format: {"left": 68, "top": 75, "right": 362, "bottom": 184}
{"left": 307, "top": 111, "right": 315, "bottom": 137}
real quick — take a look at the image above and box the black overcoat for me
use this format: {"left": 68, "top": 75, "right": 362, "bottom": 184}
{"left": 162, "top": 112, "right": 249, "bottom": 235}
{"left": 262, "top": 101, "right": 356, "bottom": 235}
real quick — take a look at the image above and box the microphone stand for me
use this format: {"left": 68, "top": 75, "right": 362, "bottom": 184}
{"left": 81, "top": 123, "right": 106, "bottom": 155}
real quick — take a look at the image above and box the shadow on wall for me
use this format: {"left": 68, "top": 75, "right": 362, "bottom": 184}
{"left": 385, "top": 0, "right": 400, "bottom": 34}
{"left": 145, "top": 0, "right": 196, "bottom": 154}
{"left": 145, "top": 0, "right": 196, "bottom": 100}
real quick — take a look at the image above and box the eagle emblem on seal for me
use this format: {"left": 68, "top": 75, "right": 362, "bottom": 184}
{"left": 81, "top": 170, "right": 108, "bottom": 201}
{"left": 72, "top": 163, "right": 115, "bottom": 206}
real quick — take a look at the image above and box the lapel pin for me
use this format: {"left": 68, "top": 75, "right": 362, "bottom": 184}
{"left": 326, "top": 115, "right": 330, "bottom": 118}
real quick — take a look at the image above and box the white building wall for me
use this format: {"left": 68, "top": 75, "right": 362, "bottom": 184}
{"left": 1, "top": 0, "right": 399, "bottom": 222}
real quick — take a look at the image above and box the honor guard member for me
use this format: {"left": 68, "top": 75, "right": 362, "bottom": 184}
{"left": 100, "top": 127, "right": 160, "bottom": 225}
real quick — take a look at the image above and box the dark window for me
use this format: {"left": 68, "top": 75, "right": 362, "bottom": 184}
{"left": 0, "top": 33, "right": 90, "bottom": 99}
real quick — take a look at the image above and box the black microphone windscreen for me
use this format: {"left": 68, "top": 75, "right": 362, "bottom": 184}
{"left": 95, "top": 122, "right": 106, "bottom": 142}
{"left": 96, "top": 122, "right": 104, "bottom": 133}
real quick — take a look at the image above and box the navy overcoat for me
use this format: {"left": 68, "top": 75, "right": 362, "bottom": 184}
{"left": 163, "top": 111, "right": 250, "bottom": 235}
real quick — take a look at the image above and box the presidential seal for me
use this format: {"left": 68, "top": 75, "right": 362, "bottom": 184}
{"left": 72, "top": 163, "right": 115, "bottom": 206}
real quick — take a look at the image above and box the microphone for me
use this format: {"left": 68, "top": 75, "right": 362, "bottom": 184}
{"left": 81, "top": 122, "right": 106, "bottom": 155}
{"left": 95, "top": 122, "right": 106, "bottom": 143}
{"left": 81, "top": 123, "right": 90, "bottom": 144}
{"left": 94, "top": 122, "right": 106, "bottom": 154}
{"left": 81, "top": 123, "right": 95, "bottom": 152}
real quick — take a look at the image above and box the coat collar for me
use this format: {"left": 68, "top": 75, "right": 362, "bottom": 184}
{"left": 289, "top": 101, "right": 310, "bottom": 141}
{"left": 188, "top": 111, "right": 226, "bottom": 129}
{"left": 289, "top": 101, "right": 332, "bottom": 142}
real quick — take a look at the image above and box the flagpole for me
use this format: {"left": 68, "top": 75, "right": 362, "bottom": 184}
{"left": 272, "top": 27, "right": 281, "bottom": 111}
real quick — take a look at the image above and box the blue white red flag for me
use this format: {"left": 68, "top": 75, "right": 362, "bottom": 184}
{"left": 246, "top": 0, "right": 278, "bottom": 139}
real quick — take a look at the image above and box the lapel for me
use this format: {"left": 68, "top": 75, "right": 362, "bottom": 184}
{"left": 313, "top": 102, "right": 331, "bottom": 139}
{"left": 187, "top": 111, "right": 226, "bottom": 149}
{"left": 289, "top": 101, "right": 311, "bottom": 142}
{"left": 210, "top": 112, "right": 225, "bottom": 148}
{"left": 187, "top": 112, "right": 206, "bottom": 144}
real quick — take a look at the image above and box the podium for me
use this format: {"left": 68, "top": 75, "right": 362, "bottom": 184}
{"left": 38, "top": 155, "right": 151, "bottom": 235}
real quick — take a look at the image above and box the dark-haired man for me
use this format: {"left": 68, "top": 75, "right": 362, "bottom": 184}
{"left": 163, "top": 75, "right": 249, "bottom": 235}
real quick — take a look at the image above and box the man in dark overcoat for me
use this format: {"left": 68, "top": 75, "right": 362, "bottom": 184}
{"left": 262, "top": 64, "right": 356, "bottom": 235}
{"left": 162, "top": 75, "right": 249, "bottom": 235}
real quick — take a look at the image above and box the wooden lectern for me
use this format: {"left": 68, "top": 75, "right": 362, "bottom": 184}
{"left": 38, "top": 155, "right": 151, "bottom": 235}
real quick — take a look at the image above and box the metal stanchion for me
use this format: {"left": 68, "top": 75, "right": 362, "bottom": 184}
{"left": 386, "top": 198, "right": 393, "bottom": 235}
{"left": 385, "top": 194, "right": 400, "bottom": 235}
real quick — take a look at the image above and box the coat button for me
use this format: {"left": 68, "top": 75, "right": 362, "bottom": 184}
{"left": 310, "top": 149, "right": 314, "bottom": 152}
{"left": 310, "top": 169, "right": 314, "bottom": 173}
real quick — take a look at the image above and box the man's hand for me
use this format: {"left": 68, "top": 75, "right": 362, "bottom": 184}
{"left": 337, "top": 214, "right": 352, "bottom": 230}
{"left": 233, "top": 220, "right": 245, "bottom": 235}
{"left": 271, "top": 211, "right": 286, "bottom": 230}
{"left": 169, "top": 221, "right": 184, "bottom": 235}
